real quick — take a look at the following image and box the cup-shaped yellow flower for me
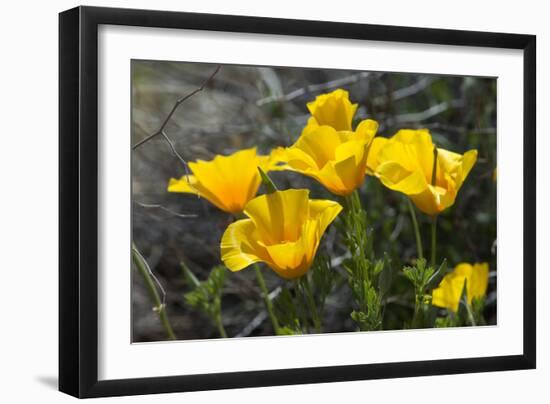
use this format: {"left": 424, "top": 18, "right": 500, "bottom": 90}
{"left": 306, "top": 89, "right": 358, "bottom": 131}
{"left": 367, "top": 129, "right": 478, "bottom": 215}
{"left": 432, "top": 262, "right": 489, "bottom": 313}
{"left": 221, "top": 189, "right": 342, "bottom": 279}
{"left": 278, "top": 119, "right": 379, "bottom": 196}
{"left": 167, "top": 148, "right": 283, "bottom": 214}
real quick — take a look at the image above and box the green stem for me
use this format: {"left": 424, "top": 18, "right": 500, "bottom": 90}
{"left": 413, "top": 286, "right": 429, "bottom": 328}
{"left": 301, "top": 277, "right": 321, "bottom": 333}
{"left": 464, "top": 301, "right": 477, "bottom": 326}
{"left": 294, "top": 280, "right": 309, "bottom": 333}
{"left": 406, "top": 199, "right": 424, "bottom": 260}
{"left": 412, "top": 296, "right": 422, "bottom": 328}
{"left": 352, "top": 189, "right": 361, "bottom": 210}
{"left": 132, "top": 244, "right": 176, "bottom": 340}
{"left": 343, "top": 190, "right": 356, "bottom": 211}
{"left": 430, "top": 216, "right": 438, "bottom": 268}
{"left": 254, "top": 265, "right": 280, "bottom": 333}
{"left": 215, "top": 312, "right": 228, "bottom": 338}
{"left": 352, "top": 190, "right": 363, "bottom": 213}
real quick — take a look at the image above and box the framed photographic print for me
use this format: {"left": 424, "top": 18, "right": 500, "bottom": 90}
{"left": 59, "top": 6, "right": 536, "bottom": 398}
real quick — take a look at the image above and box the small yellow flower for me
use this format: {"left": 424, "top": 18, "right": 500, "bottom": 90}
{"left": 306, "top": 89, "right": 359, "bottom": 131}
{"left": 367, "top": 129, "right": 477, "bottom": 215}
{"left": 432, "top": 262, "right": 489, "bottom": 313}
{"left": 221, "top": 189, "right": 342, "bottom": 279}
{"left": 278, "top": 119, "right": 379, "bottom": 196}
{"left": 167, "top": 148, "right": 283, "bottom": 214}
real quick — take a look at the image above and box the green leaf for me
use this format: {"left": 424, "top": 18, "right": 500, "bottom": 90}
{"left": 426, "top": 259, "right": 449, "bottom": 290}
{"left": 183, "top": 265, "right": 226, "bottom": 321}
{"left": 273, "top": 286, "right": 300, "bottom": 330}
{"left": 351, "top": 310, "right": 367, "bottom": 324}
{"left": 373, "top": 259, "right": 384, "bottom": 276}
{"left": 277, "top": 326, "right": 299, "bottom": 335}
{"left": 378, "top": 253, "right": 393, "bottom": 296}
{"left": 181, "top": 261, "right": 200, "bottom": 287}
{"left": 311, "top": 255, "right": 334, "bottom": 307}
{"left": 258, "top": 167, "right": 278, "bottom": 193}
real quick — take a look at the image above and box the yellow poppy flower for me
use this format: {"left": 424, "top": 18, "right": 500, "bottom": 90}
{"left": 306, "top": 89, "right": 359, "bottom": 131}
{"left": 432, "top": 262, "right": 489, "bottom": 313}
{"left": 277, "top": 119, "right": 379, "bottom": 196}
{"left": 221, "top": 189, "right": 342, "bottom": 279}
{"left": 167, "top": 148, "right": 283, "bottom": 214}
{"left": 367, "top": 129, "right": 478, "bottom": 215}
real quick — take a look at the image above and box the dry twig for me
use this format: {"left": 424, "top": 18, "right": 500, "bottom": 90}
{"left": 132, "top": 65, "right": 221, "bottom": 149}
{"left": 135, "top": 201, "right": 198, "bottom": 219}
{"left": 256, "top": 71, "right": 371, "bottom": 106}
{"left": 373, "top": 77, "right": 435, "bottom": 105}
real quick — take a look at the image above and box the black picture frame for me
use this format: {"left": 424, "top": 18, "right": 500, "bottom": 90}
{"left": 59, "top": 5, "right": 536, "bottom": 398}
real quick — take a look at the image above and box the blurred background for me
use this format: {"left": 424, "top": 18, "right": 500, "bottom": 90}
{"left": 131, "top": 60, "right": 497, "bottom": 342}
